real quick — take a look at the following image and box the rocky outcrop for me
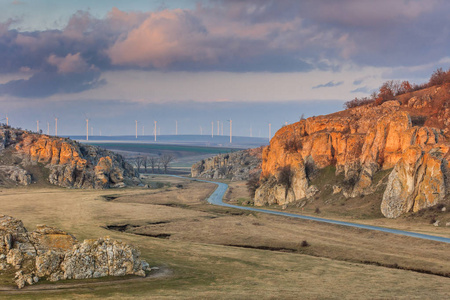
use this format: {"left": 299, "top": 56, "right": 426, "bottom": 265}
{"left": 0, "top": 126, "right": 137, "bottom": 189}
{"left": 253, "top": 89, "right": 450, "bottom": 217}
{"left": 191, "top": 147, "right": 262, "bottom": 181}
{"left": 0, "top": 215, "right": 149, "bottom": 289}
{"left": 381, "top": 146, "right": 447, "bottom": 218}
{"left": 0, "top": 166, "right": 31, "bottom": 185}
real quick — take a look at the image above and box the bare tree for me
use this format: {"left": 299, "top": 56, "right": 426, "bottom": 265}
{"left": 132, "top": 154, "right": 145, "bottom": 173}
{"left": 149, "top": 156, "right": 158, "bottom": 173}
{"left": 142, "top": 155, "right": 148, "bottom": 173}
{"left": 160, "top": 154, "right": 175, "bottom": 173}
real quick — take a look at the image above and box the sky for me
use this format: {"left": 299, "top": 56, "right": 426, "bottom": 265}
{"left": 1, "top": 0, "right": 450, "bottom": 138}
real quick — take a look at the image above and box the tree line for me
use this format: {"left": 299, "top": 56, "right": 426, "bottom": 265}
{"left": 128, "top": 153, "right": 175, "bottom": 174}
{"left": 344, "top": 67, "right": 450, "bottom": 109}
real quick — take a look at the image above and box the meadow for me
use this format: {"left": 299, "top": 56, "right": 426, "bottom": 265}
{"left": 0, "top": 175, "right": 448, "bottom": 299}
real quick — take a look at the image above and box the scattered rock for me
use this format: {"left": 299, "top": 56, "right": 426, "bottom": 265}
{"left": 433, "top": 220, "right": 440, "bottom": 227}
{"left": 332, "top": 185, "right": 342, "bottom": 194}
{"left": 0, "top": 166, "right": 32, "bottom": 186}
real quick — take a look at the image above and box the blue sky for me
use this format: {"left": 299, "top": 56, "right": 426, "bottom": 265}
{"left": 1, "top": 0, "right": 450, "bottom": 137}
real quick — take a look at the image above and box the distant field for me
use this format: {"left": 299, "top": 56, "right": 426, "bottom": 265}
{"left": 87, "top": 142, "right": 244, "bottom": 174}
{"left": 87, "top": 142, "right": 242, "bottom": 156}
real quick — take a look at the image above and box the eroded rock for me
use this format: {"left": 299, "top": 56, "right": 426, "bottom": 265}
{"left": 0, "top": 127, "right": 138, "bottom": 189}
{"left": 0, "top": 215, "right": 149, "bottom": 289}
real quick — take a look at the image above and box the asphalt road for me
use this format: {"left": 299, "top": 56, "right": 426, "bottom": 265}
{"left": 191, "top": 177, "right": 450, "bottom": 244}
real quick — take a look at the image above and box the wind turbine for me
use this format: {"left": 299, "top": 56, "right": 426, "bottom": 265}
{"left": 36, "top": 120, "right": 39, "bottom": 133}
{"left": 0, "top": 116, "right": 7, "bottom": 126}
{"left": 135, "top": 120, "right": 138, "bottom": 139}
{"left": 228, "top": 119, "right": 232, "bottom": 143}
{"left": 86, "top": 118, "right": 89, "bottom": 141}
{"left": 154, "top": 120, "right": 157, "bottom": 141}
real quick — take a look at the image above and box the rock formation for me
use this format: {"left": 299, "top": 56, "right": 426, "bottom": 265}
{"left": 189, "top": 84, "right": 450, "bottom": 218}
{"left": 0, "top": 127, "right": 137, "bottom": 189}
{"left": 251, "top": 83, "right": 450, "bottom": 218}
{"left": 191, "top": 147, "right": 262, "bottom": 181}
{"left": 0, "top": 215, "right": 149, "bottom": 289}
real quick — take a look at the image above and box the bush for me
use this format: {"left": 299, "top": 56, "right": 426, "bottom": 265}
{"left": 314, "top": 207, "right": 321, "bottom": 214}
{"left": 246, "top": 173, "right": 260, "bottom": 198}
{"left": 428, "top": 67, "right": 450, "bottom": 86}
{"left": 283, "top": 137, "right": 301, "bottom": 152}
{"left": 344, "top": 97, "right": 375, "bottom": 109}
{"left": 277, "top": 166, "right": 292, "bottom": 188}
{"left": 300, "top": 240, "right": 310, "bottom": 247}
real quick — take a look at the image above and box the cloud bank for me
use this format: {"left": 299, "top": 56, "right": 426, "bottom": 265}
{"left": 0, "top": 0, "right": 450, "bottom": 98}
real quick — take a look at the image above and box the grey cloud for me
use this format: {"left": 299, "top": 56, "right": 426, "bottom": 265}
{"left": 351, "top": 86, "right": 371, "bottom": 93}
{"left": 312, "top": 81, "right": 344, "bottom": 89}
{"left": 0, "top": 70, "right": 105, "bottom": 98}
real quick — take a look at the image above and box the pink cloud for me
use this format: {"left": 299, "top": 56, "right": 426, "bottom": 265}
{"left": 47, "top": 53, "right": 90, "bottom": 73}
{"left": 107, "top": 9, "right": 215, "bottom": 68}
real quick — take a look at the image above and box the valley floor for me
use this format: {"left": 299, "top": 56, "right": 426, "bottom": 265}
{"left": 0, "top": 176, "right": 449, "bottom": 299}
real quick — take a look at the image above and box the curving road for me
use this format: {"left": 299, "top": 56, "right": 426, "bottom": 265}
{"left": 188, "top": 177, "right": 450, "bottom": 244}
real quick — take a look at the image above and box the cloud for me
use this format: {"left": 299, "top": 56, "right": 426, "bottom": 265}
{"left": 1, "top": 2, "right": 450, "bottom": 98}
{"left": 350, "top": 86, "right": 371, "bottom": 93}
{"left": 312, "top": 81, "right": 344, "bottom": 89}
{"left": 47, "top": 53, "right": 90, "bottom": 73}
{"left": 0, "top": 70, "right": 104, "bottom": 98}
{"left": 107, "top": 10, "right": 211, "bottom": 68}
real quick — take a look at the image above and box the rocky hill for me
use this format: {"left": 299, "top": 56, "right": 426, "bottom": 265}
{"left": 0, "top": 214, "right": 149, "bottom": 288}
{"left": 191, "top": 83, "right": 450, "bottom": 219}
{"left": 0, "top": 127, "right": 137, "bottom": 189}
{"left": 191, "top": 147, "right": 262, "bottom": 181}
{"left": 255, "top": 84, "right": 450, "bottom": 218}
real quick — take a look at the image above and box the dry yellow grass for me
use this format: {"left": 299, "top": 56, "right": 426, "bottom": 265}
{"left": 0, "top": 176, "right": 449, "bottom": 299}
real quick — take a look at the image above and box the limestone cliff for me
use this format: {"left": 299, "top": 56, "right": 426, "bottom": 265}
{"left": 252, "top": 84, "right": 450, "bottom": 218}
{"left": 191, "top": 147, "right": 262, "bottom": 181}
{"left": 0, "top": 215, "right": 149, "bottom": 289}
{"left": 0, "top": 127, "right": 137, "bottom": 189}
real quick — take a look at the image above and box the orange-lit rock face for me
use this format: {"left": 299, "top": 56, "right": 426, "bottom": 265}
{"left": 381, "top": 146, "right": 446, "bottom": 218}
{"left": 10, "top": 131, "right": 135, "bottom": 189}
{"left": 256, "top": 100, "right": 450, "bottom": 217}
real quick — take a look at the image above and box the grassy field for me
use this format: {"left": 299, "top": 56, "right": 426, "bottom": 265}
{"left": 0, "top": 176, "right": 449, "bottom": 299}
